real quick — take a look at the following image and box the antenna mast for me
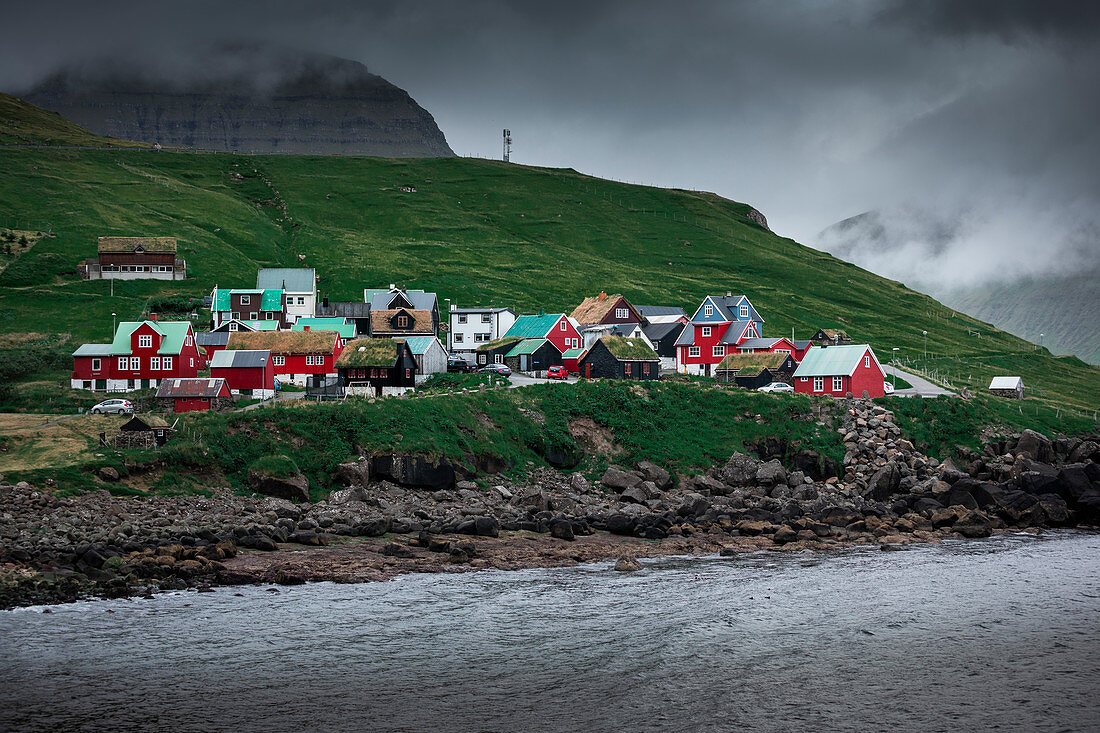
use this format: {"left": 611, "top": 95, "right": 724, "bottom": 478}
{"left": 502, "top": 129, "right": 512, "bottom": 163}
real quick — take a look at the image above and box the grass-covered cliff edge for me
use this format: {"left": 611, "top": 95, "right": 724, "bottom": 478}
{"left": 0, "top": 94, "right": 1096, "bottom": 413}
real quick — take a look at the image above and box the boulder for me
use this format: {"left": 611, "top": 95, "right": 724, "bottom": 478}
{"left": 690, "top": 474, "right": 727, "bottom": 496}
{"left": 942, "top": 484, "right": 979, "bottom": 511}
{"left": 605, "top": 513, "right": 636, "bottom": 536}
{"left": 474, "top": 517, "right": 500, "bottom": 538}
{"left": 97, "top": 467, "right": 120, "bottom": 482}
{"left": 929, "top": 506, "right": 963, "bottom": 528}
{"left": 677, "top": 493, "right": 710, "bottom": 518}
{"left": 247, "top": 469, "right": 310, "bottom": 503}
{"left": 328, "top": 486, "right": 370, "bottom": 505}
{"left": 1036, "top": 494, "right": 1070, "bottom": 526}
{"left": 1015, "top": 429, "right": 1053, "bottom": 462}
{"left": 549, "top": 519, "right": 575, "bottom": 541}
{"left": 866, "top": 462, "right": 901, "bottom": 501}
{"left": 354, "top": 516, "right": 391, "bottom": 537}
{"left": 1056, "top": 464, "right": 1093, "bottom": 504}
{"left": 620, "top": 485, "right": 648, "bottom": 505}
{"left": 601, "top": 467, "right": 642, "bottom": 492}
{"left": 720, "top": 452, "right": 761, "bottom": 486}
{"left": 332, "top": 459, "right": 371, "bottom": 488}
{"left": 381, "top": 542, "right": 415, "bottom": 558}
{"left": 912, "top": 497, "right": 944, "bottom": 517}
{"left": 995, "top": 490, "right": 1040, "bottom": 525}
{"left": 771, "top": 526, "right": 798, "bottom": 545}
{"left": 953, "top": 510, "right": 992, "bottom": 538}
{"left": 969, "top": 482, "right": 1005, "bottom": 509}
{"left": 635, "top": 461, "right": 672, "bottom": 490}
{"left": 614, "top": 556, "right": 643, "bottom": 572}
{"left": 755, "top": 460, "right": 787, "bottom": 487}
{"left": 513, "top": 488, "right": 551, "bottom": 513}
{"left": 287, "top": 531, "right": 325, "bottom": 546}
{"left": 1068, "top": 440, "right": 1099, "bottom": 464}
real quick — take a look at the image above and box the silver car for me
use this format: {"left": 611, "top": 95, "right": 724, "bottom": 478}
{"left": 757, "top": 382, "right": 794, "bottom": 394}
{"left": 90, "top": 398, "right": 134, "bottom": 415}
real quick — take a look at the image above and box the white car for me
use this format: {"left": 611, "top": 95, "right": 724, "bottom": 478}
{"left": 884, "top": 382, "right": 895, "bottom": 394}
{"left": 90, "top": 398, "right": 134, "bottom": 415}
{"left": 757, "top": 382, "right": 794, "bottom": 394}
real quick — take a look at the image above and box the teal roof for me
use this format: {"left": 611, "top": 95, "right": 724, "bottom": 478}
{"left": 504, "top": 313, "right": 564, "bottom": 339}
{"left": 238, "top": 320, "right": 279, "bottom": 331}
{"left": 561, "top": 347, "right": 585, "bottom": 359}
{"left": 212, "top": 288, "right": 283, "bottom": 312}
{"left": 108, "top": 321, "right": 192, "bottom": 355}
{"left": 506, "top": 338, "right": 549, "bottom": 357}
{"left": 792, "top": 345, "right": 882, "bottom": 378}
{"left": 403, "top": 336, "right": 442, "bottom": 355}
{"left": 73, "top": 343, "right": 113, "bottom": 357}
{"left": 292, "top": 317, "right": 355, "bottom": 339}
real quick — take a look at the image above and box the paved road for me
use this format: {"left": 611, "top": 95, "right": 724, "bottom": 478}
{"left": 885, "top": 365, "right": 956, "bottom": 399}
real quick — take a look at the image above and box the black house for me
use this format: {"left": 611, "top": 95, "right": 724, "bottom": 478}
{"left": 642, "top": 321, "right": 685, "bottom": 359}
{"left": 335, "top": 338, "right": 418, "bottom": 397}
{"left": 475, "top": 337, "right": 522, "bottom": 367}
{"left": 502, "top": 338, "right": 564, "bottom": 373}
{"left": 578, "top": 336, "right": 660, "bottom": 380}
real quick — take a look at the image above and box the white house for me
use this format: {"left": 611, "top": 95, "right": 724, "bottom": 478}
{"left": 257, "top": 268, "right": 317, "bottom": 324}
{"left": 405, "top": 336, "right": 449, "bottom": 383}
{"left": 577, "top": 322, "right": 652, "bottom": 350}
{"left": 448, "top": 305, "right": 516, "bottom": 354}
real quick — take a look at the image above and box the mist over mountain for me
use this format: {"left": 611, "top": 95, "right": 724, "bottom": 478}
{"left": 21, "top": 45, "right": 453, "bottom": 157}
{"left": 817, "top": 209, "right": 1100, "bottom": 366}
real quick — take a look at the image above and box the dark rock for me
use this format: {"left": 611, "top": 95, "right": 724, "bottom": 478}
{"left": 97, "top": 467, "right": 120, "bottom": 482}
{"left": 287, "top": 531, "right": 325, "bottom": 546}
{"left": 636, "top": 461, "right": 672, "bottom": 490}
{"left": 791, "top": 449, "right": 837, "bottom": 481}
{"left": 720, "top": 452, "right": 761, "bottom": 486}
{"left": 995, "top": 490, "right": 1039, "bottom": 524}
{"left": 969, "top": 482, "right": 1005, "bottom": 509}
{"left": 867, "top": 462, "right": 901, "bottom": 501}
{"left": 1015, "top": 429, "right": 1053, "bottom": 462}
{"left": 677, "top": 493, "right": 710, "bottom": 518}
{"left": 332, "top": 459, "right": 371, "bottom": 488}
{"left": 771, "top": 526, "right": 798, "bottom": 544}
{"left": 272, "top": 570, "right": 305, "bottom": 586}
{"left": 246, "top": 469, "right": 309, "bottom": 503}
{"left": 513, "top": 488, "right": 550, "bottom": 513}
{"left": 601, "top": 467, "right": 642, "bottom": 492}
{"left": 549, "top": 520, "right": 575, "bottom": 541}
{"left": 605, "top": 514, "right": 636, "bottom": 536}
{"left": 755, "top": 460, "right": 787, "bottom": 487}
{"left": 1056, "top": 465, "right": 1093, "bottom": 504}
{"left": 371, "top": 454, "right": 456, "bottom": 491}
{"left": 620, "top": 485, "right": 648, "bottom": 505}
{"left": 381, "top": 542, "right": 414, "bottom": 558}
{"left": 942, "top": 484, "right": 979, "bottom": 511}
{"left": 953, "top": 510, "right": 992, "bottom": 538}
{"left": 690, "top": 475, "right": 727, "bottom": 496}
{"left": 1068, "top": 440, "right": 1099, "bottom": 464}
{"left": 354, "top": 517, "right": 391, "bottom": 537}
{"left": 238, "top": 534, "right": 278, "bottom": 551}
{"left": 474, "top": 516, "right": 500, "bottom": 538}
{"left": 912, "top": 497, "right": 944, "bottom": 516}
{"left": 819, "top": 506, "right": 862, "bottom": 527}
{"left": 614, "top": 556, "right": 643, "bottom": 571}
{"left": 1036, "top": 494, "right": 1071, "bottom": 526}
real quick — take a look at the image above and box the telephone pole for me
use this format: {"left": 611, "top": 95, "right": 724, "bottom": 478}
{"left": 502, "top": 129, "right": 512, "bottom": 162}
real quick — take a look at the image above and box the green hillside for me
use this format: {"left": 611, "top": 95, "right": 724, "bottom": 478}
{"left": 0, "top": 95, "right": 1096, "bottom": 414}
{"left": 0, "top": 92, "right": 150, "bottom": 148}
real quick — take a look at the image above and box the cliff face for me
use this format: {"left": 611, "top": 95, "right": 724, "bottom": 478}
{"left": 22, "top": 47, "right": 453, "bottom": 157}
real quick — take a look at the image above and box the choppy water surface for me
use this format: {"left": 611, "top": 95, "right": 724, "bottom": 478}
{"left": 2, "top": 532, "right": 1099, "bottom": 733}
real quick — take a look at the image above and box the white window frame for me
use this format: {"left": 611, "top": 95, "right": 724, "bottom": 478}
{"left": 494, "top": 354, "right": 503, "bottom": 364}
{"left": 117, "top": 357, "right": 127, "bottom": 370}
{"left": 297, "top": 297, "right": 305, "bottom": 305}
{"left": 559, "top": 320, "right": 567, "bottom": 331}
{"left": 265, "top": 312, "right": 274, "bottom": 320}
{"left": 130, "top": 357, "right": 140, "bottom": 370}
{"left": 739, "top": 304, "right": 749, "bottom": 318}
{"left": 150, "top": 357, "right": 161, "bottom": 371}
{"left": 481, "top": 313, "right": 492, "bottom": 323}
{"left": 250, "top": 312, "right": 258, "bottom": 320}
{"left": 138, "top": 334, "right": 152, "bottom": 348}
{"left": 91, "top": 358, "right": 101, "bottom": 371}
{"left": 162, "top": 356, "right": 172, "bottom": 371}
{"left": 572, "top": 338, "right": 579, "bottom": 348}
{"left": 833, "top": 376, "right": 844, "bottom": 391}
{"left": 814, "top": 377, "right": 824, "bottom": 392}
{"left": 703, "top": 304, "right": 713, "bottom": 317}
{"left": 615, "top": 307, "right": 628, "bottom": 319}
{"left": 229, "top": 322, "right": 238, "bottom": 332}
{"left": 454, "top": 333, "right": 464, "bottom": 343}
{"left": 864, "top": 355, "right": 870, "bottom": 368}
{"left": 273, "top": 355, "right": 286, "bottom": 366}
{"left": 240, "top": 295, "right": 250, "bottom": 305}
{"left": 701, "top": 326, "right": 711, "bottom": 338}
{"left": 185, "top": 335, "right": 192, "bottom": 346}
{"left": 458, "top": 314, "right": 468, "bottom": 324}
{"left": 712, "top": 345, "right": 725, "bottom": 357}
{"left": 688, "top": 346, "right": 700, "bottom": 358}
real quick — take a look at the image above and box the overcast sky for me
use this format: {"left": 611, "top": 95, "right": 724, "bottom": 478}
{"left": 2, "top": 0, "right": 1098, "bottom": 290}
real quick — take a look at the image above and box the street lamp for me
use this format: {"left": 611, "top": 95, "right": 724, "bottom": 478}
{"left": 922, "top": 330, "right": 928, "bottom": 359}
{"left": 444, "top": 298, "right": 452, "bottom": 352}
{"left": 892, "top": 347, "right": 899, "bottom": 388}
{"left": 1039, "top": 333, "right": 1044, "bottom": 350}
{"left": 112, "top": 312, "right": 117, "bottom": 335}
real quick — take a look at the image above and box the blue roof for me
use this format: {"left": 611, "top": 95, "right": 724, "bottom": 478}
{"left": 256, "top": 268, "right": 316, "bottom": 293}
{"left": 403, "top": 336, "right": 443, "bottom": 355}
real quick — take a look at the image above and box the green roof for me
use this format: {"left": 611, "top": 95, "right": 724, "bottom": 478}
{"left": 335, "top": 338, "right": 404, "bottom": 368}
{"left": 717, "top": 352, "right": 788, "bottom": 371}
{"left": 212, "top": 288, "right": 283, "bottom": 312}
{"left": 403, "top": 336, "right": 442, "bottom": 355}
{"left": 793, "top": 345, "right": 882, "bottom": 378}
{"left": 561, "top": 347, "right": 586, "bottom": 359}
{"left": 506, "top": 338, "right": 549, "bottom": 357}
{"left": 477, "top": 336, "right": 522, "bottom": 352}
{"left": 504, "top": 313, "right": 564, "bottom": 339}
{"left": 599, "top": 336, "right": 658, "bottom": 360}
{"left": 238, "top": 320, "right": 279, "bottom": 331}
{"left": 292, "top": 317, "right": 355, "bottom": 339}
{"left": 108, "top": 321, "right": 192, "bottom": 355}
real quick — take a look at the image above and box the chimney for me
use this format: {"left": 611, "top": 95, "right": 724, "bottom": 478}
{"left": 598, "top": 291, "right": 607, "bottom": 302}
{"left": 389, "top": 283, "right": 396, "bottom": 290}
{"left": 726, "top": 291, "right": 732, "bottom": 297}
{"left": 304, "top": 325, "right": 311, "bottom": 331}
{"left": 151, "top": 313, "right": 158, "bottom": 321}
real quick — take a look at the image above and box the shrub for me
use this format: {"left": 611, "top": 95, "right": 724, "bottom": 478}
{"left": 247, "top": 454, "right": 300, "bottom": 478}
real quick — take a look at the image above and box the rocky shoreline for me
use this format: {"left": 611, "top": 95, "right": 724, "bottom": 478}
{"left": 2, "top": 401, "right": 1098, "bottom": 609}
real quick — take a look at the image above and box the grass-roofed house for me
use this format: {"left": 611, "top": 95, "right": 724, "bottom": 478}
{"left": 365, "top": 285, "right": 440, "bottom": 337}
{"left": 226, "top": 330, "right": 341, "bottom": 388}
{"left": 81, "top": 236, "right": 186, "bottom": 281}
{"left": 336, "top": 338, "right": 417, "bottom": 397}
{"left": 475, "top": 336, "right": 523, "bottom": 368}
{"left": 715, "top": 352, "right": 797, "bottom": 389}
{"left": 578, "top": 336, "right": 660, "bottom": 380}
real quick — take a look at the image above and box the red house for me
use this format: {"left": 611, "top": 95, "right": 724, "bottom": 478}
{"left": 209, "top": 349, "right": 277, "bottom": 398}
{"left": 71, "top": 320, "right": 201, "bottom": 392}
{"left": 155, "top": 378, "right": 232, "bottom": 413}
{"left": 675, "top": 294, "right": 765, "bottom": 376}
{"left": 503, "top": 313, "right": 582, "bottom": 354}
{"left": 792, "top": 345, "right": 886, "bottom": 399}
{"left": 225, "top": 330, "right": 340, "bottom": 388}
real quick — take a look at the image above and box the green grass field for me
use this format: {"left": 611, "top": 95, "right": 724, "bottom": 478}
{"left": 0, "top": 95, "right": 1096, "bottom": 415}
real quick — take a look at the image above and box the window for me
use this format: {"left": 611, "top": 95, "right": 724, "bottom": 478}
{"left": 814, "top": 377, "right": 824, "bottom": 392}
{"left": 478, "top": 354, "right": 487, "bottom": 364}
{"left": 481, "top": 314, "right": 491, "bottom": 323}
{"left": 833, "top": 376, "right": 844, "bottom": 391}
{"left": 138, "top": 335, "right": 152, "bottom": 348}
{"left": 130, "top": 357, "right": 140, "bottom": 370}
{"left": 162, "top": 356, "right": 172, "bottom": 370}
{"left": 642, "top": 363, "right": 651, "bottom": 375}
{"left": 454, "top": 333, "right": 464, "bottom": 343}
{"left": 397, "top": 315, "right": 409, "bottom": 328}
{"left": 405, "top": 369, "right": 412, "bottom": 379}
{"left": 776, "top": 349, "right": 791, "bottom": 355}
{"left": 560, "top": 320, "right": 567, "bottom": 331}
{"left": 273, "top": 356, "right": 285, "bottom": 366}
{"left": 189, "top": 358, "right": 193, "bottom": 367}
{"left": 297, "top": 297, "right": 305, "bottom": 306}
{"left": 250, "top": 312, "right": 258, "bottom": 320}
{"left": 712, "top": 345, "right": 725, "bottom": 357}
{"left": 495, "top": 354, "right": 503, "bottom": 364}
{"left": 240, "top": 295, "right": 250, "bottom": 305}
{"left": 185, "top": 335, "right": 192, "bottom": 346}
{"left": 150, "top": 357, "right": 161, "bottom": 371}
{"left": 864, "top": 355, "right": 870, "bottom": 368}
{"left": 704, "top": 304, "right": 713, "bottom": 317}
{"left": 624, "top": 363, "right": 632, "bottom": 375}
{"left": 739, "top": 304, "right": 749, "bottom": 318}
{"left": 265, "top": 312, "right": 274, "bottom": 320}
{"left": 689, "top": 346, "right": 701, "bottom": 357}
{"left": 117, "top": 357, "right": 127, "bottom": 370}
{"left": 573, "top": 338, "right": 579, "bottom": 348}
{"left": 474, "top": 333, "right": 490, "bottom": 342}
{"left": 231, "top": 311, "right": 240, "bottom": 320}
{"left": 229, "top": 322, "right": 238, "bottom": 332}
{"left": 458, "top": 314, "right": 468, "bottom": 324}
{"left": 615, "top": 308, "right": 628, "bottom": 319}
{"left": 701, "top": 327, "right": 711, "bottom": 338}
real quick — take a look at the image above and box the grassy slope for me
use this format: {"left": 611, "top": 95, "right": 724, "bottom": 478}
{"left": 0, "top": 97, "right": 1096, "bottom": 415}
{"left": 0, "top": 92, "right": 150, "bottom": 148}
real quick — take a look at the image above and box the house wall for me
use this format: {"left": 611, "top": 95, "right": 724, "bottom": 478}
{"left": 475, "top": 343, "right": 515, "bottom": 366}
{"left": 414, "top": 340, "right": 448, "bottom": 376}
{"left": 545, "top": 316, "right": 582, "bottom": 353}
{"left": 850, "top": 350, "right": 886, "bottom": 398}
{"left": 580, "top": 342, "right": 658, "bottom": 380}
{"left": 211, "top": 363, "right": 275, "bottom": 392}
{"left": 283, "top": 292, "right": 315, "bottom": 324}
{"left": 449, "top": 310, "right": 516, "bottom": 351}
{"left": 71, "top": 323, "right": 201, "bottom": 391}
{"left": 990, "top": 387, "right": 1024, "bottom": 399}
{"left": 676, "top": 323, "right": 733, "bottom": 375}
{"left": 598, "top": 297, "right": 643, "bottom": 326}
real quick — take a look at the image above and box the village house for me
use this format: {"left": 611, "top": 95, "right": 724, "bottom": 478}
{"left": 733, "top": 336, "right": 799, "bottom": 359}
{"left": 811, "top": 328, "right": 852, "bottom": 346}
{"left": 641, "top": 320, "right": 686, "bottom": 371}
{"left": 475, "top": 337, "right": 522, "bottom": 367}
{"left": 315, "top": 297, "right": 372, "bottom": 337}
{"left": 715, "top": 352, "right": 798, "bottom": 389}
{"left": 115, "top": 415, "right": 173, "bottom": 448}
{"left": 209, "top": 349, "right": 277, "bottom": 398}
{"left": 503, "top": 313, "right": 582, "bottom": 354}
{"left": 571, "top": 293, "right": 644, "bottom": 328}
{"left": 370, "top": 307, "right": 437, "bottom": 339}
{"left": 637, "top": 305, "right": 688, "bottom": 325}
{"left": 675, "top": 293, "right": 765, "bottom": 376}
{"left": 989, "top": 376, "right": 1025, "bottom": 399}
{"left": 257, "top": 268, "right": 317, "bottom": 324}
{"left": 578, "top": 336, "right": 660, "bottom": 380}
{"left": 503, "top": 338, "right": 564, "bottom": 374}
{"left": 792, "top": 344, "right": 885, "bottom": 398}
{"left": 71, "top": 320, "right": 202, "bottom": 391}
{"left": 335, "top": 338, "right": 418, "bottom": 397}
{"left": 155, "top": 378, "right": 232, "bottom": 413}
{"left": 792, "top": 340, "right": 814, "bottom": 362}
{"left": 403, "top": 336, "right": 448, "bottom": 382}
{"left": 210, "top": 288, "right": 288, "bottom": 330}
{"left": 225, "top": 330, "right": 341, "bottom": 388}
{"left": 448, "top": 305, "right": 516, "bottom": 353}
{"left": 561, "top": 347, "right": 586, "bottom": 374}
{"left": 365, "top": 285, "right": 440, "bottom": 336}
{"left": 291, "top": 317, "right": 356, "bottom": 347}
{"left": 80, "top": 237, "right": 186, "bottom": 281}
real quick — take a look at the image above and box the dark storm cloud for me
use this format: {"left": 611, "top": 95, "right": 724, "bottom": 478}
{"left": 1, "top": 0, "right": 1098, "bottom": 289}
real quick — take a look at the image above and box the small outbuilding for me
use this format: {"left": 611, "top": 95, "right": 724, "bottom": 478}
{"left": 404, "top": 336, "right": 449, "bottom": 382}
{"left": 988, "top": 376, "right": 1025, "bottom": 399}
{"left": 209, "top": 349, "right": 277, "bottom": 398}
{"left": 116, "top": 414, "right": 173, "bottom": 448}
{"left": 715, "top": 352, "right": 797, "bottom": 388}
{"left": 579, "top": 336, "right": 660, "bottom": 380}
{"left": 155, "top": 378, "right": 232, "bottom": 413}
{"left": 475, "top": 336, "right": 523, "bottom": 367}
{"left": 505, "top": 338, "right": 564, "bottom": 374}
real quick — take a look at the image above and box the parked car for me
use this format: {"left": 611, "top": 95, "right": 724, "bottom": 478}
{"left": 757, "top": 382, "right": 793, "bottom": 394}
{"left": 547, "top": 366, "right": 568, "bottom": 380}
{"left": 447, "top": 358, "right": 475, "bottom": 373}
{"left": 90, "top": 398, "right": 134, "bottom": 414}
{"left": 884, "top": 381, "right": 895, "bottom": 394}
{"left": 479, "top": 363, "right": 512, "bottom": 377}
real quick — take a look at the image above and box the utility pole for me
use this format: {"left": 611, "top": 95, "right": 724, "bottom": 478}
{"left": 502, "top": 129, "right": 511, "bottom": 163}
{"left": 923, "top": 330, "right": 928, "bottom": 359}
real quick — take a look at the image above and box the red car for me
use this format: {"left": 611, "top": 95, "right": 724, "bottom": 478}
{"left": 547, "top": 366, "right": 568, "bottom": 380}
